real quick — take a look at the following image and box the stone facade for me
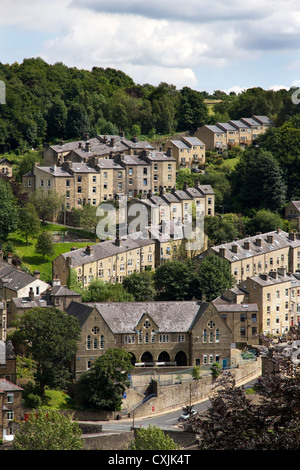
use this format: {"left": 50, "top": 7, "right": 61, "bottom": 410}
{"left": 0, "top": 379, "right": 23, "bottom": 442}
{"left": 66, "top": 300, "right": 237, "bottom": 380}
{"left": 53, "top": 236, "right": 156, "bottom": 287}
{"left": 0, "top": 340, "right": 17, "bottom": 384}
{"left": 194, "top": 115, "right": 274, "bottom": 152}
{"left": 163, "top": 136, "right": 206, "bottom": 170}
{"left": 210, "top": 229, "right": 300, "bottom": 285}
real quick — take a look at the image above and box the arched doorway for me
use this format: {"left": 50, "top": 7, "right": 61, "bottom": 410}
{"left": 129, "top": 353, "right": 136, "bottom": 366}
{"left": 158, "top": 351, "right": 170, "bottom": 364}
{"left": 141, "top": 351, "right": 153, "bottom": 364}
{"left": 175, "top": 351, "right": 187, "bottom": 366}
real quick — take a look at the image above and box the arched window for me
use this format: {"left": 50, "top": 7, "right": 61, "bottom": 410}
{"left": 209, "top": 331, "right": 213, "bottom": 343}
{"left": 216, "top": 329, "right": 220, "bottom": 342}
{"left": 86, "top": 335, "right": 91, "bottom": 350}
{"left": 203, "top": 354, "right": 207, "bottom": 364}
{"left": 100, "top": 335, "right": 104, "bottom": 349}
{"left": 138, "top": 330, "right": 143, "bottom": 343}
{"left": 203, "top": 329, "right": 207, "bottom": 343}
{"left": 93, "top": 337, "right": 98, "bottom": 349}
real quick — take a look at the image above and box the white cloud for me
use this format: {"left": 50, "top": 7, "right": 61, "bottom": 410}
{"left": 2, "top": 0, "right": 300, "bottom": 89}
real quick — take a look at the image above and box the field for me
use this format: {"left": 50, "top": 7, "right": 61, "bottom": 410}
{"left": 7, "top": 225, "right": 95, "bottom": 283}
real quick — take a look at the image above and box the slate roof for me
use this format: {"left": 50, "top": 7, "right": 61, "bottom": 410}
{"left": 0, "top": 340, "right": 15, "bottom": 366}
{"left": 67, "top": 300, "right": 203, "bottom": 334}
{"left": 0, "top": 264, "right": 48, "bottom": 293}
{"left": 60, "top": 236, "right": 156, "bottom": 268}
{"left": 211, "top": 230, "right": 300, "bottom": 262}
{"left": 182, "top": 136, "right": 205, "bottom": 146}
{"left": 229, "top": 120, "right": 250, "bottom": 129}
{"left": 0, "top": 379, "right": 23, "bottom": 392}
{"left": 252, "top": 115, "right": 274, "bottom": 125}
{"left": 204, "top": 125, "right": 226, "bottom": 133}
{"left": 216, "top": 123, "right": 238, "bottom": 132}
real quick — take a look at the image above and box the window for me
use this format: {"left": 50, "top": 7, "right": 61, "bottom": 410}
{"left": 178, "top": 334, "right": 185, "bottom": 342}
{"left": 7, "top": 411, "right": 14, "bottom": 421}
{"left": 86, "top": 335, "right": 91, "bottom": 350}
{"left": 203, "top": 329, "right": 207, "bottom": 343}
{"left": 159, "top": 334, "right": 169, "bottom": 343}
{"left": 7, "top": 393, "right": 13, "bottom": 404}
{"left": 100, "top": 335, "right": 104, "bottom": 349}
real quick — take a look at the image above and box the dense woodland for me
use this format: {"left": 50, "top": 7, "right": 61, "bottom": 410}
{"left": 0, "top": 57, "right": 299, "bottom": 150}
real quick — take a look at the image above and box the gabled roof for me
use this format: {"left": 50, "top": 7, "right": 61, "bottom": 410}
{"left": 211, "top": 230, "right": 300, "bottom": 262}
{"left": 67, "top": 300, "right": 202, "bottom": 334}
{"left": 0, "top": 379, "right": 23, "bottom": 392}
{"left": 60, "top": 236, "right": 155, "bottom": 268}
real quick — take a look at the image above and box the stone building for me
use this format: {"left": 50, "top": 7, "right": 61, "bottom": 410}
{"left": 209, "top": 229, "right": 300, "bottom": 285}
{"left": 240, "top": 269, "right": 300, "bottom": 337}
{"left": 0, "top": 378, "right": 23, "bottom": 442}
{"left": 0, "top": 259, "right": 50, "bottom": 333}
{"left": 194, "top": 115, "right": 274, "bottom": 152}
{"left": 42, "top": 134, "right": 155, "bottom": 167}
{"left": 23, "top": 148, "right": 177, "bottom": 215}
{"left": 52, "top": 235, "right": 156, "bottom": 288}
{"left": 163, "top": 136, "right": 205, "bottom": 170}
{"left": 66, "top": 300, "right": 233, "bottom": 380}
{"left": 0, "top": 340, "right": 17, "bottom": 384}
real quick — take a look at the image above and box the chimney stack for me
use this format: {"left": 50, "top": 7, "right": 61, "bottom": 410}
{"left": 29, "top": 287, "right": 34, "bottom": 301}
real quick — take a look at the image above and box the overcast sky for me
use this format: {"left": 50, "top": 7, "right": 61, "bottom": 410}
{"left": 1, "top": 0, "right": 300, "bottom": 93}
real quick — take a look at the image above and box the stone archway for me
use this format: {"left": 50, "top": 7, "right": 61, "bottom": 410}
{"left": 158, "top": 351, "right": 170, "bottom": 363}
{"left": 175, "top": 350, "right": 187, "bottom": 366}
{"left": 129, "top": 353, "right": 136, "bottom": 366}
{"left": 141, "top": 351, "right": 153, "bottom": 363}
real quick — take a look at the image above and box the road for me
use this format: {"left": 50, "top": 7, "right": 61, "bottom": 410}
{"left": 98, "top": 378, "right": 258, "bottom": 434}
{"left": 99, "top": 399, "right": 211, "bottom": 433}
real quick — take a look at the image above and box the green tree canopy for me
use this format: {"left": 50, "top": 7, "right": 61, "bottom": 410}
{"left": 17, "top": 202, "right": 41, "bottom": 244}
{"left": 153, "top": 260, "right": 197, "bottom": 301}
{"left": 122, "top": 271, "right": 156, "bottom": 301}
{"left": 78, "top": 348, "right": 133, "bottom": 411}
{"left": 35, "top": 230, "right": 54, "bottom": 261}
{"left": 130, "top": 425, "right": 180, "bottom": 450}
{"left": 81, "top": 278, "right": 134, "bottom": 302}
{"left": 12, "top": 307, "right": 81, "bottom": 396}
{"left": 13, "top": 408, "right": 83, "bottom": 450}
{"left": 231, "top": 147, "right": 287, "bottom": 212}
{"left": 196, "top": 254, "right": 235, "bottom": 301}
{"left": 0, "top": 178, "right": 18, "bottom": 241}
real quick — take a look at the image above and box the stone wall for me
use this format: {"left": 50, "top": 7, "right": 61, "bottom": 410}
{"left": 127, "top": 356, "right": 262, "bottom": 418}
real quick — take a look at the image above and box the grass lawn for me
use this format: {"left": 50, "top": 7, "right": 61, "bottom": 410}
{"left": 7, "top": 231, "right": 94, "bottom": 283}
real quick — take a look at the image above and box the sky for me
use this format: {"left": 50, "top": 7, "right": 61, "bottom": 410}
{"left": 1, "top": 0, "right": 300, "bottom": 94}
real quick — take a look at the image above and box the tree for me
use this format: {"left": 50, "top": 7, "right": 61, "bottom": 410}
{"left": 17, "top": 202, "right": 41, "bottom": 244}
{"left": 12, "top": 307, "right": 81, "bottom": 396}
{"left": 231, "top": 148, "right": 287, "bottom": 212}
{"left": 196, "top": 254, "right": 235, "bottom": 301}
{"left": 181, "top": 338, "right": 300, "bottom": 450}
{"left": 0, "top": 178, "right": 18, "bottom": 241}
{"left": 72, "top": 204, "right": 101, "bottom": 232}
{"left": 81, "top": 278, "right": 134, "bottom": 302}
{"left": 123, "top": 271, "right": 156, "bottom": 301}
{"left": 130, "top": 425, "right": 180, "bottom": 450}
{"left": 29, "top": 188, "right": 64, "bottom": 224}
{"left": 78, "top": 348, "right": 133, "bottom": 411}
{"left": 35, "top": 230, "right": 54, "bottom": 261}
{"left": 13, "top": 408, "right": 83, "bottom": 450}
{"left": 153, "top": 260, "right": 197, "bottom": 301}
